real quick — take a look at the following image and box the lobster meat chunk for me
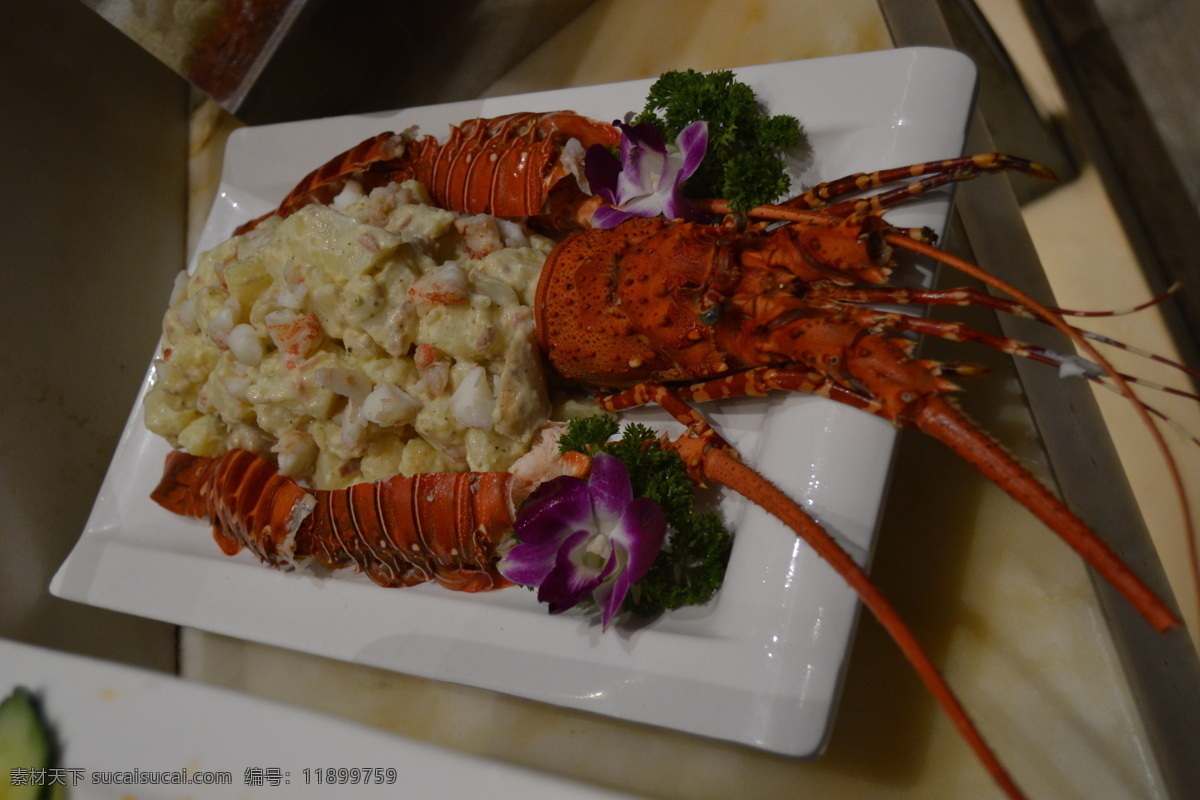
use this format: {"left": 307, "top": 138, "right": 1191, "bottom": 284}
{"left": 152, "top": 448, "right": 518, "bottom": 592}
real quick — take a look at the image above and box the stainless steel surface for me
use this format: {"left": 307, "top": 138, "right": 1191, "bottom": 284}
{"left": 1, "top": 0, "right": 185, "bottom": 671}
{"left": 957, "top": 105, "right": 1200, "bottom": 800}
{"left": 80, "top": 0, "right": 598, "bottom": 124}
{"left": 1019, "top": 0, "right": 1200, "bottom": 353}
{"left": 933, "top": 0, "right": 1079, "bottom": 203}
{"left": 880, "top": 1, "right": 1200, "bottom": 796}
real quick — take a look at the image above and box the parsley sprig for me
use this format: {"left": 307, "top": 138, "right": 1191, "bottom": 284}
{"left": 559, "top": 416, "right": 732, "bottom": 617}
{"left": 633, "top": 69, "right": 811, "bottom": 211}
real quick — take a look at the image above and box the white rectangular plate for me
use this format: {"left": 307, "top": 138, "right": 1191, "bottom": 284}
{"left": 53, "top": 48, "right": 978, "bottom": 757}
{"left": 0, "top": 638, "right": 637, "bottom": 799}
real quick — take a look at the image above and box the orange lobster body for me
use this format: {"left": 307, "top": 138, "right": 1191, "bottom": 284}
{"left": 152, "top": 449, "right": 515, "bottom": 592}
{"left": 536, "top": 215, "right": 896, "bottom": 387}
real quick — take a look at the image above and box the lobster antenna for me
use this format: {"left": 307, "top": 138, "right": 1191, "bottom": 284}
{"left": 1054, "top": 280, "right": 1184, "bottom": 317}
{"left": 687, "top": 442, "right": 1029, "bottom": 800}
{"left": 887, "top": 233, "right": 1197, "bottom": 628}
{"left": 1077, "top": 328, "right": 1200, "bottom": 384}
{"left": 1088, "top": 380, "right": 1200, "bottom": 450}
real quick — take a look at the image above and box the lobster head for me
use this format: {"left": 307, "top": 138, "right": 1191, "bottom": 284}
{"left": 534, "top": 215, "right": 899, "bottom": 389}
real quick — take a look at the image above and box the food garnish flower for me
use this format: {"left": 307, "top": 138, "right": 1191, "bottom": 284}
{"left": 498, "top": 453, "right": 667, "bottom": 627}
{"left": 585, "top": 120, "right": 708, "bottom": 228}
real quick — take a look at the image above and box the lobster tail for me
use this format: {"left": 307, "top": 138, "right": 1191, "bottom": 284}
{"left": 150, "top": 449, "right": 212, "bottom": 517}
{"left": 233, "top": 112, "right": 619, "bottom": 236}
{"left": 311, "top": 471, "right": 515, "bottom": 592}
{"left": 151, "top": 450, "right": 516, "bottom": 592}
{"left": 151, "top": 449, "right": 316, "bottom": 559}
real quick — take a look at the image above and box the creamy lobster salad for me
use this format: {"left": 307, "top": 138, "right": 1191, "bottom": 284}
{"left": 145, "top": 180, "right": 555, "bottom": 489}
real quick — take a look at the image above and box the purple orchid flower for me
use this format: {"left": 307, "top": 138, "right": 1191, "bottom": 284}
{"left": 498, "top": 453, "right": 667, "bottom": 628}
{"left": 585, "top": 119, "right": 708, "bottom": 228}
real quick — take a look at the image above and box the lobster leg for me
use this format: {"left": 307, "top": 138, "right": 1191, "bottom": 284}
{"left": 910, "top": 395, "right": 1178, "bottom": 632}
{"left": 603, "top": 361, "right": 1179, "bottom": 633}
{"left": 787, "top": 153, "right": 1055, "bottom": 215}
{"left": 818, "top": 286, "right": 1200, "bottom": 399}
{"left": 595, "top": 381, "right": 1027, "bottom": 800}
{"left": 602, "top": 366, "right": 885, "bottom": 416}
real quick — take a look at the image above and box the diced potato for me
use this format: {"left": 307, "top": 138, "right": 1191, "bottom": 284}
{"left": 143, "top": 389, "right": 200, "bottom": 440}
{"left": 464, "top": 428, "right": 528, "bottom": 472}
{"left": 223, "top": 254, "right": 273, "bottom": 309}
{"left": 267, "top": 205, "right": 403, "bottom": 283}
{"left": 398, "top": 437, "right": 457, "bottom": 476}
{"left": 177, "top": 415, "right": 228, "bottom": 457}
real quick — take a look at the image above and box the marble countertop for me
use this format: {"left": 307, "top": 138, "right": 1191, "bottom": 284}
{"left": 178, "top": 1, "right": 1199, "bottom": 798}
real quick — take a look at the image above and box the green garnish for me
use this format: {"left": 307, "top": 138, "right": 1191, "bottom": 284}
{"left": 633, "top": 69, "right": 811, "bottom": 211}
{"left": 559, "top": 416, "right": 733, "bottom": 616}
{"left": 0, "top": 687, "right": 56, "bottom": 800}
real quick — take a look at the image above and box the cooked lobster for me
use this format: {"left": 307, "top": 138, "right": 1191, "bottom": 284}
{"left": 232, "top": 111, "right": 619, "bottom": 236}
{"left": 153, "top": 448, "right": 517, "bottom": 592}
{"left": 154, "top": 111, "right": 1195, "bottom": 800}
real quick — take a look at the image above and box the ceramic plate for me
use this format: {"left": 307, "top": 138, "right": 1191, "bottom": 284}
{"left": 53, "top": 48, "right": 978, "bottom": 756}
{"left": 0, "top": 639, "right": 637, "bottom": 799}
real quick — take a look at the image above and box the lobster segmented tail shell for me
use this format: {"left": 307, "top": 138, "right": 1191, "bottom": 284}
{"left": 416, "top": 112, "right": 619, "bottom": 219}
{"left": 151, "top": 450, "right": 516, "bottom": 593}
{"left": 233, "top": 111, "right": 620, "bottom": 236}
{"left": 151, "top": 449, "right": 313, "bottom": 560}
{"left": 313, "top": 470, "right": 515, "bottom": 592}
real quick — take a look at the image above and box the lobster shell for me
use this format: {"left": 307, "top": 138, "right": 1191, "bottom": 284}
{"left": 234, "top": 111, "right": 619, "bottom": 235}
{"left": 152, "top": 449, "right": 515, "bottom": 592}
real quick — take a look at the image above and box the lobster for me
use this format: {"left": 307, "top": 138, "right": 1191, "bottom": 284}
{"left": 155, "top": 112, "right": 1196, "bottom": 800}
{"left": 152, "top": 448, "right": 518, "bottom": 592}
{"left": 231, "top": 111, "right": 619, "bottom": 236}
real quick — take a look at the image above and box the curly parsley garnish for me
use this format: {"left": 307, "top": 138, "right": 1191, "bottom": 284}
{"left": 633, "top": 69, "right": 811, "bottom": 212}
{"left": 559, "top": 416, "right": 733, "bottom": 616}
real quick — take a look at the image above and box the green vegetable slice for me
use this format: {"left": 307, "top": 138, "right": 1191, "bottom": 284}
{"left": 0, "top": 688, "right": 52, "bottom": 800}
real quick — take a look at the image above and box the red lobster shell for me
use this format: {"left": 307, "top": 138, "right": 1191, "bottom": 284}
{"left": 152, "top": 449, "right": 516, "bottom": 592}
{"left": 233, "top": 111, "right": 620, "bottom": 235}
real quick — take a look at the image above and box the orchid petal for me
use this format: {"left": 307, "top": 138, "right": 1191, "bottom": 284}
{"left": 597, "top": 497, "right": 667, "bottom": 627}
{"left": 623, "top": 121, "right": 666, "bottom": 152}
{"left": 615, "top": 497, "right": 667, "bottom": 584}
{"left": 675, "top": 120, "right": 709, "bottom": 181}
{"left": 497, "top": 476, "right": 591, "bottom": 586}
{"left": 512, "top": 476, "right": 592, "bottom": 544}
{"left": 587, "top": 453, "right": 634, "bottom": 518}
{"left": 593, "top": 550, "right": 626, "bottom": 628}
{"left": 590, "top": 205, "right": 636, "bottom": 229}
{"left": 584, "top": 143, "right": 622, "bottom": 204}
{"left": 619, "top": 144, "right": 662, "bottom": 196}
{"left": 496, "top": 537, "right": 561, "bottom": 587}
{"left": 539, "top": 529, "right": 611, "bottom": 614}
{"left": 660, "top": 192, "right": 703, "bottom": 223}
{"left": 620, "top": 192, "right": 676, "bottom": 217}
